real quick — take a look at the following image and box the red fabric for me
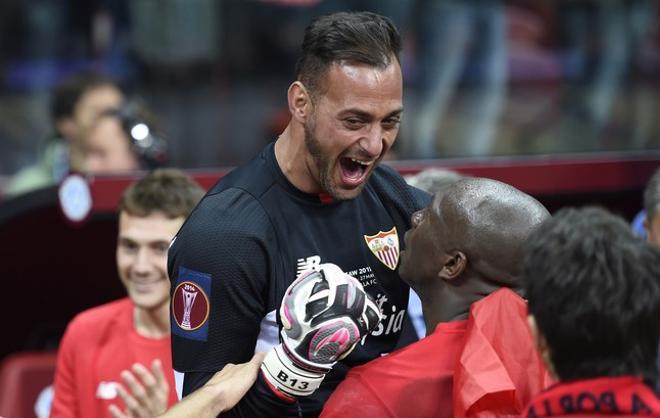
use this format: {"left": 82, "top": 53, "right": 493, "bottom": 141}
{"left": 455, "top": 289, "right": 554, "bottom": 418}
{"left": 51, "top": 298, "right": 178, "bottom": 418}
{"left": 321, "top": 288, "right": 552, "bottom": 418}
{"left": 522, "top": 376, "right": 660, "bottom": 418}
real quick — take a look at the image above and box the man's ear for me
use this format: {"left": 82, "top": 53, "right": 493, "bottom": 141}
{"left": 528, "top": 314, "right": 557, "bottom": 379}
{"left": 438, "top": 251, "right": 466, "bottom": 280}
{"left": 288, "top": 81, "right": 312, "bottom": 123}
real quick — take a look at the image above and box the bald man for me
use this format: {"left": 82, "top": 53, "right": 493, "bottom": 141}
{"left": 321, "top": 178, "right": 553, "bottom": 418}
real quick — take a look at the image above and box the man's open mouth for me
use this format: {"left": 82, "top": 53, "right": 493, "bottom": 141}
{"left": 339, "top": 157, "right": 372, "bottom": 187}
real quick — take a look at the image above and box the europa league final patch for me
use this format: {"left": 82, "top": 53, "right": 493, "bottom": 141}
{"left": 171, "top": 267, "right": 211, "bottom": 341}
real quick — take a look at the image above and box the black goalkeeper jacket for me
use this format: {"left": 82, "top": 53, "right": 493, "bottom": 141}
{"left": 168, "top": 142, "right": 430, "bottom": 417}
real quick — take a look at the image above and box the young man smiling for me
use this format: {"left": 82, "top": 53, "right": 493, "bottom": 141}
{"left": 51, "top": 169, "right": 204, "bottom": 418}
{"left": 168, "top": 11, "right": 430, "bottom": 417}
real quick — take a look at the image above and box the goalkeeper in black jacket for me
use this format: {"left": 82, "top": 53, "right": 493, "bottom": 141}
{"left": 168, "top": 11, "right": 430, "bottom": 417}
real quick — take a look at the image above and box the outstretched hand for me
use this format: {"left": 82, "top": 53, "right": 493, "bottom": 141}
{"left": 108, "top": 359, "right": 170, "bottom": 418}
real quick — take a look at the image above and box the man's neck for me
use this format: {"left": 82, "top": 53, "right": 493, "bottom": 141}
{"left": 133, "top": 301, "right": 170, "bottom": 339}
{"left": 274, "top": 124, "right": 320, "bottom": 194}
{"left": 420, "top": 278, "right": 500, "bottom": 335}
{"left": 420, "top": 285, "right": 472, "bottom": 334}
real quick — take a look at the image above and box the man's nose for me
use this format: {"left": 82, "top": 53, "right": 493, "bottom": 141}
{"left": 133, "top": 248, "right": 153, "bottom": 274}
{"left": 358, "top": 126, "right": 384, "bottom": 158}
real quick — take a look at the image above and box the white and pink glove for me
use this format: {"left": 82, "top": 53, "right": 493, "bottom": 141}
{"left": 261, "top": 263, "right": 382, "bottom": 397}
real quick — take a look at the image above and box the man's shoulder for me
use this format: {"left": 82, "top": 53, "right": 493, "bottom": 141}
{"left": 178, "top": 185, "right": 274, "bottom": 243}
{"left": 67, "top": 298, "right": 132, "bottom": 332}
{"left": 366, "top": 164, "right": 432, "bottom": 216}
{"left": 208, "top": 146, "right": 276, "bottom": 200}
{"left": 370, "top": 163, "right": 405, "bottom": 184}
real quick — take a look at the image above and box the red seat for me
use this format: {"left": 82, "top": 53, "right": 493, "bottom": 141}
{"left": 0, "top": 352, "right": 57, "bottom": 418}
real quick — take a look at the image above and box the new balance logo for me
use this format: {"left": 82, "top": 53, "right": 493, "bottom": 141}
{"left": 296, "top": 255, "right": 321, "bottom": 277}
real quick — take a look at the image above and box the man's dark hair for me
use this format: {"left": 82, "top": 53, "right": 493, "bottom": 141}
{"left": 643, "top": 168, "right": 660, "bottom": 218}
{"left": 52, "top": 71, "right": 120, "bottom": 123}
{"left": 118, "top": 168, "right": 205, "bottom": 219}
{"left": 523, "top": 206, "right": 660, "bottom": 383}
{"left": 295, "top": 11, "right": 401, "bottom": 96}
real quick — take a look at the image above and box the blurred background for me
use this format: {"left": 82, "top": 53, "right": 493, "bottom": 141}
{"left": 0, "top": 0, "right": 659, "bottom": 180}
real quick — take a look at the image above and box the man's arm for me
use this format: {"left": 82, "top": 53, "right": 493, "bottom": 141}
{"left": 168, "top": 190, "right": 294, "bottom": 416}
{"left": 155, "top": 353, "right": 265, "bottom": 418}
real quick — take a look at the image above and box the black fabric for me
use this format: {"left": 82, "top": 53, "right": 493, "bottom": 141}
{"left": 169, "top": 142, "right": 431, "bottom": 417}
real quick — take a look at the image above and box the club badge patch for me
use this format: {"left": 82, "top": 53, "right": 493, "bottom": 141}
{"left": 172, "top": 267, "right": 211, "bottom": 341}
{"left": 364, "top": 227, "right": 399, "bottom": 270}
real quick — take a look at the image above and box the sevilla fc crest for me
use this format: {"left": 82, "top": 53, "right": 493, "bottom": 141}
{"left": 364, "top": 227, "right": 399, "bottom": 270}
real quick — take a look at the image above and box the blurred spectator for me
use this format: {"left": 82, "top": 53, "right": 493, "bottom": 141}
{"left": 557, "top": 0, "right": 653, "bottom": 151}
{"left": 5, "top": 71, "right": 123, "bottom": 196}
{"left": 643, "top": 167, "right": 660, "bottom": 245}
{"left": 523, "top": 207, "right": 660, "bottom": 417}
{"left": 405, "top": 168, "right": 466, "bottom": 196}
{"left": 81, "top": 99, "right": 168, "bottom": 174}
{"left": 405, "top": 0, "right": 507, "bottom": 158}
{"left": 127, "top": 0, "right": 224, "bottom": 169}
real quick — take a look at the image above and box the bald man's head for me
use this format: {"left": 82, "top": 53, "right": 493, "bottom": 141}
{"left": 400, "top": 178, "right": 549, "bottom": 291}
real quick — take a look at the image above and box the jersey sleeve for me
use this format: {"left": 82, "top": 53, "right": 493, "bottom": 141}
{"left": 169, "top": 188, "right": 274, "bottom": 375}
{"left": 319, "top": 370, "right": 391, "bottom": 418}
{"left": 50, "top": 318, "right": 81, "bottom": 418}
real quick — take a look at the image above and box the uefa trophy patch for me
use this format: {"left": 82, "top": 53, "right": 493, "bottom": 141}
{"left": 171, "top": 267, "right": 211, "bottom": 341}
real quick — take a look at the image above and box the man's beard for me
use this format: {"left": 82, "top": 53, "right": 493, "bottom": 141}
{"left": 303, "top": 115, "right": 375, "bottom": 201}
{"left": 303, "top": 118, "right": 343, "bottom": 200}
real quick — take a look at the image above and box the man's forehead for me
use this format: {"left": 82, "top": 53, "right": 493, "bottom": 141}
{"left": 321, "top": 62, "right": 402, "bottom": 101}
{"left": 118, "top": 212, "right": 184, "bottom": 237}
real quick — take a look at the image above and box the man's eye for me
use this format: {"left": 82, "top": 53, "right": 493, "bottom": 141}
{"left": 344, "top": 118, "right": 364, "bottom": 129}
{"left": 121, "top": 242, "right": 138, "bottom": 252}
{"left": 153, "top": 244, "right": 169, "bottom": 254}
{"left": 382, "top": 118, "right": 401, "bottom": 129}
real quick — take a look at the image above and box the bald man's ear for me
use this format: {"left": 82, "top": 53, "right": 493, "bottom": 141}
{"left": 288, "top": 81, "right": 312, "bottom": 123}
{"left": 438, "top": 251, "right": 466, "bottom": 281}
